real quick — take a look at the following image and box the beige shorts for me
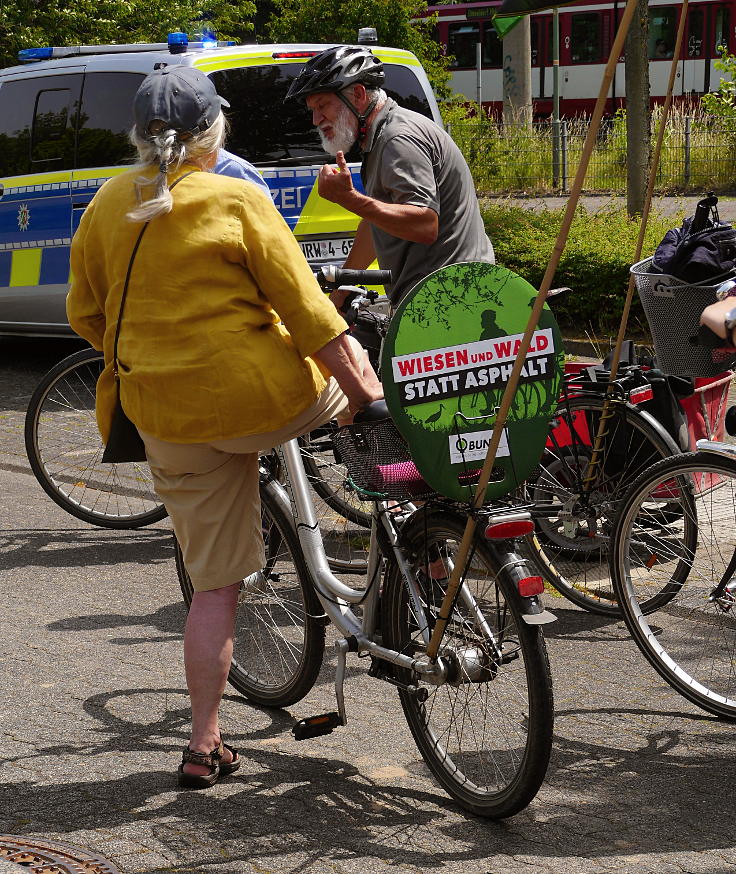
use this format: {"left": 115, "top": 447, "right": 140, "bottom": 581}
{"left": 141, "top": 377, "right": 349, "bottom": 592}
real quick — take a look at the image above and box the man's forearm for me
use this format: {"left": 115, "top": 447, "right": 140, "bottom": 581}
{"left": 340, "top": 190, "right": 438, "bottom": 245}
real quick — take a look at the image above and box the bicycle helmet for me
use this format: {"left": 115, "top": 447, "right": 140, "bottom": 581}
{"left": 285, "top": 45, "right": 384, "bottom": 102}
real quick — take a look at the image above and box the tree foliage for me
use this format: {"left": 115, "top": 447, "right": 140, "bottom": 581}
{"left": 267, "top": 0, "right": 450, "bottom": 97}
{"left": 0, "top": 0, "right": 256, "bottom": 69}
{"left": 701, "top": 49, "right": 736, "bottom": 118}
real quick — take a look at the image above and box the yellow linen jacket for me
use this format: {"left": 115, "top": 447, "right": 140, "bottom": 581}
{"left": 67, "top": 164, "right": 347, "bottom": 443}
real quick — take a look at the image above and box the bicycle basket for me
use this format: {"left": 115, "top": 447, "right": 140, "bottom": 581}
{"left": 631, "top": 256, "right": 736, "bottom": 377}
{"left": 330, "top": 418, "right": 437, "bottom": 501}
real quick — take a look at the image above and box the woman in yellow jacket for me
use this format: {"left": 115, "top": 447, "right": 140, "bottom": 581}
{"left": 67, "top": 66, "right": 382, "bottom": 789}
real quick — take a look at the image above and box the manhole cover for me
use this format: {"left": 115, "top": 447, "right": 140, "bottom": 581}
{"left": 0, "top": 836, "right": 122, "bottom": 873}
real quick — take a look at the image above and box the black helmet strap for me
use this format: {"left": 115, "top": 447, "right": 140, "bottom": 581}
{"left": 336, "top": 89, "right": 379, "bottom": 149}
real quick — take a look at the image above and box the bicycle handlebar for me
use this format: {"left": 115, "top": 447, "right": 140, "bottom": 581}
{"left": 316, "top": 265, "right": 392, "bottom": 289}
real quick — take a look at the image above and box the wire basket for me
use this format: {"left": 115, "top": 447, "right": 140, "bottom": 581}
{"left": 631, "top": 256, "right": 736, "bottom": 377}
{"left": 330, "top": 418, "right": 437, "bottom": 501}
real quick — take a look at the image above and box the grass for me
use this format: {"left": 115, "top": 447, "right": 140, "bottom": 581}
{"left": 443, "top": 102, "right": 736, "bottom": 196}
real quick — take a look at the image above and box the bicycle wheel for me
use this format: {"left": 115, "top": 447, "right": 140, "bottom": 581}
{"left": 176, "top": 477, "right": 326, "bottom": 707}
{"left": 24, "top": 348, "right": 167, "bottom": 529}
{"left": 382, "top": 509, "right": 553, "bottom": 818}
{"left": 611, "top": 450, "right": 736, "bottom": 720}
{"left": 522, "top": 394, "right": 680, "bottom": 615}
{"left": 298, "top": 425, "right": 371, "bottom": 574}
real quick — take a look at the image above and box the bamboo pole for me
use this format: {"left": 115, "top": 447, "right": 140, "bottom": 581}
{"left": 425, "top": 0, "right": 641, "bottom": 660}
{"left": 581, "top": 0, "right": 689, "bottom": 492}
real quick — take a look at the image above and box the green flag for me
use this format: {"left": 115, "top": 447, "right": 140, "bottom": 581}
{"left": 492, "top": 13, "right": 524, "bottom": 37}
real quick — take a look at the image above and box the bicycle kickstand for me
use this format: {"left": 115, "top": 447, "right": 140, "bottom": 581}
{"left": 291, "top": 638, "right": 350, "bottom": 741}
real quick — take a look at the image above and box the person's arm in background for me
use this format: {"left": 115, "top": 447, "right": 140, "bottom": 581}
{"left": 215, "top": 149, "right": 272, "bottom": 199}
{"left": 700, "top": 297, "right": 736, "bottom": 344}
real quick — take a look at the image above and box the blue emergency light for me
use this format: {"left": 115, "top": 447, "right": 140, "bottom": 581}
{"left": 168, "top": 32, "right": 189, "bottom": 54}
{"left": 201, "top": 27, "right": 217, "bottom": 49}
{"left": 18, "top": 47, "right": 54, "bottom": 62}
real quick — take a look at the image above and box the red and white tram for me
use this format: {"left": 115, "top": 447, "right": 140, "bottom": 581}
{"left": 428, "top": 0, "right": 734, "bottom": 115}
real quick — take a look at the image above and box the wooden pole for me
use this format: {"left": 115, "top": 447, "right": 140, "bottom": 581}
{"left": 425, "top": 0, "right": 641, "bottom": 660}
{"left": 581, "top": 0, "right": 689, "bottom": 492}
{"left": 605, "top": 0, "right": 689, "bottom": 384}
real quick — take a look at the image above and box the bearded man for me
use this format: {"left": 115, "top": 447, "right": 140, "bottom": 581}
{"left": 286, "top": 45, "right": 495, "bottom": 305}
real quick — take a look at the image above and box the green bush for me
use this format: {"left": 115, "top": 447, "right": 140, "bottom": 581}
{"left": 482, "top": 203, "right": 679, "bottom": 338}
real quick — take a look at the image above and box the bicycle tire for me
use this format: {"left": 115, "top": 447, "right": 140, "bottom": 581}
{"left": 176, "top": 477, "right": 326, "bottom": 708}
{"left": 610, "top": 450, "right": 736, "bottom": 720}
{"left": 24, "top": 348, "right": 167, "bottom": 529}
{"left": 521, "top": 394, "right": 680, "bottom": 615}
{"left": 297, "top": 427, "right": 371, "bottom": 574}
{"left": 382, "top": 509, "right": 553, "bottom": 818}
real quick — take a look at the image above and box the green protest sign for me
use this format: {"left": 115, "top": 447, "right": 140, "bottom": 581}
{"left": 381, "top": 262, "right": 563, "bottom": 502}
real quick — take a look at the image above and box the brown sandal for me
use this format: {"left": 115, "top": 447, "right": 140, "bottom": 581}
{"left": 177, "top": 740, "right": 240, "bottom": 789}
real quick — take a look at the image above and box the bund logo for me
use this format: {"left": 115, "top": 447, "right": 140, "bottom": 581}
{"left": 17, "top": 203, "right": 30, "bottom": 231}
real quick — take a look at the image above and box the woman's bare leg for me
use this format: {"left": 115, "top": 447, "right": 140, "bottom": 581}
{"left": 182, "top": 581, "right": 240, "bottom": 775}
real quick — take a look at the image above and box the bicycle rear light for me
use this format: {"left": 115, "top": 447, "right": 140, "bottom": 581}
{"left": 484, "top": 519, "right": 535, "bottom": 539}
{"left": 518, "top": 576, "right": 545, "bottom": 597}
{"left": 629, "top": 385, "right": 654, "bottom": 404}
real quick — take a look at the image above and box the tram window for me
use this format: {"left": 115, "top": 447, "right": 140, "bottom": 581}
{"left": 570, "top": 13, "right": 601, "bottom": 63}
{"left": 649, "top": 7, "right": 676, "bottom": 58}
{"left": 715, "top": 7, "right": 730, "bottom": 53}
{"left": 448, "top": 23, "right": 480, "bottom": 68}
{"left": 687, "top": 8, "right": 705, "bottom": 57}
{"left": 531, "top": 19, "right": 539, "bottom": 65}
{"left": 483, "top": 24, "right": 503, "bottom": 68}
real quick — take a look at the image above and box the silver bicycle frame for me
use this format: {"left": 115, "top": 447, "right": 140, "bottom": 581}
{"left": 276, "top": 438, "right": 445, "bottom": 681}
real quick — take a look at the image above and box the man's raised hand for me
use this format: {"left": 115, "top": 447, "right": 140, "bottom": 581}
{"left": 317, "top": 151, "right": 357, "bottom": 207}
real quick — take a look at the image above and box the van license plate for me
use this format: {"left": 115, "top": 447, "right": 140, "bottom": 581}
{"left": 300, "top": 237, "right": 353, "bottom": 262}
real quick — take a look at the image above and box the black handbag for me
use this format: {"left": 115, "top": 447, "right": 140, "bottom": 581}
{"left": 651, "top": 193, "right": 736, "bottom": 284}
{"left": 101, "top": 171, "right": 195, "bottom": 463}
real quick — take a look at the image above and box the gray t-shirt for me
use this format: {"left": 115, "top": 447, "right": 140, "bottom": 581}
{"left": 361, "top": 99, "right": 495, "bottom": 303}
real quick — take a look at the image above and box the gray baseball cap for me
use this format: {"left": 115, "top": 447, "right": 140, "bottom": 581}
{"left": 133, "top": 66, "right": 230, "bottom": 138}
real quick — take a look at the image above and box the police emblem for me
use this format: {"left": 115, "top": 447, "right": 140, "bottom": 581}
{"left": 17, "top": 203, "right": 30, "bottom": 231}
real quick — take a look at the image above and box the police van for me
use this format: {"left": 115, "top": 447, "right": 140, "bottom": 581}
{"left": 0, "top": 36, "right": 441, "bottom": 336}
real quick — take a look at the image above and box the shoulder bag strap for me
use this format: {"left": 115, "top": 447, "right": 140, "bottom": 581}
{"left": 110, "top": 169, "right": 198, "bottom": 379}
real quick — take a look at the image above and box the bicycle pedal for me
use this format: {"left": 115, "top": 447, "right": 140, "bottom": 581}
{"left": 292, "top": 712, "right": 342, "bottom": 740}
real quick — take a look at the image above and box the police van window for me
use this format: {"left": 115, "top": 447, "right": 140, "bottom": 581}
{"left": 211, "top": 62, "right": 431, "bottom": 166}
{"left": 31, "top": 87, "right": 77, "bottom": 167}
{"left": 383, "top": 65, "right": 432, "bottom": 117}
{"left": 77, "top": 72, "right": 143, "bottom": 169}
{"left": 0, "top": 78, "right": 35, "bottom": 176}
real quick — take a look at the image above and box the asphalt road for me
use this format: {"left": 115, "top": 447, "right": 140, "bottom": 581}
{"left": 1, "top": 336, "right": 736, "bottom": 874}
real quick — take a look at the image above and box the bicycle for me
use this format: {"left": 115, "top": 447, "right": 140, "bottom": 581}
{"left": 519, "top": 364, "right": 684, "bottom": 615}
{"left": 175, "top": 409, "right": 556, "bottom": 819}
{"left": 23, "top": 347, "right": 167, "bottom": 529}
{"left": 609, "top": 441, "right": 736, "bottom": 720}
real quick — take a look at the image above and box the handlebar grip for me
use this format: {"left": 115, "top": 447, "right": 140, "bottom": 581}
{"left": 322, "top": 267, "right": 392, "bottom": 287}
{"left": 353, "top": 399, "right": 390, "bottom": 423}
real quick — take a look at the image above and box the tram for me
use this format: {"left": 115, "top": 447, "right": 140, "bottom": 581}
{"left": 428, "top": 0, "right": 734, "bottom": 115}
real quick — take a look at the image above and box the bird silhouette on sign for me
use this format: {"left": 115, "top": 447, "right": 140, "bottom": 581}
{"left": 424, "top": 403, "right": 445, "bottom": 426}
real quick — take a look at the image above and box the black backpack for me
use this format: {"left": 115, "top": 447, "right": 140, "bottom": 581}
{"left": 651, "top": 193, "right": 736, "bottom": 284}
